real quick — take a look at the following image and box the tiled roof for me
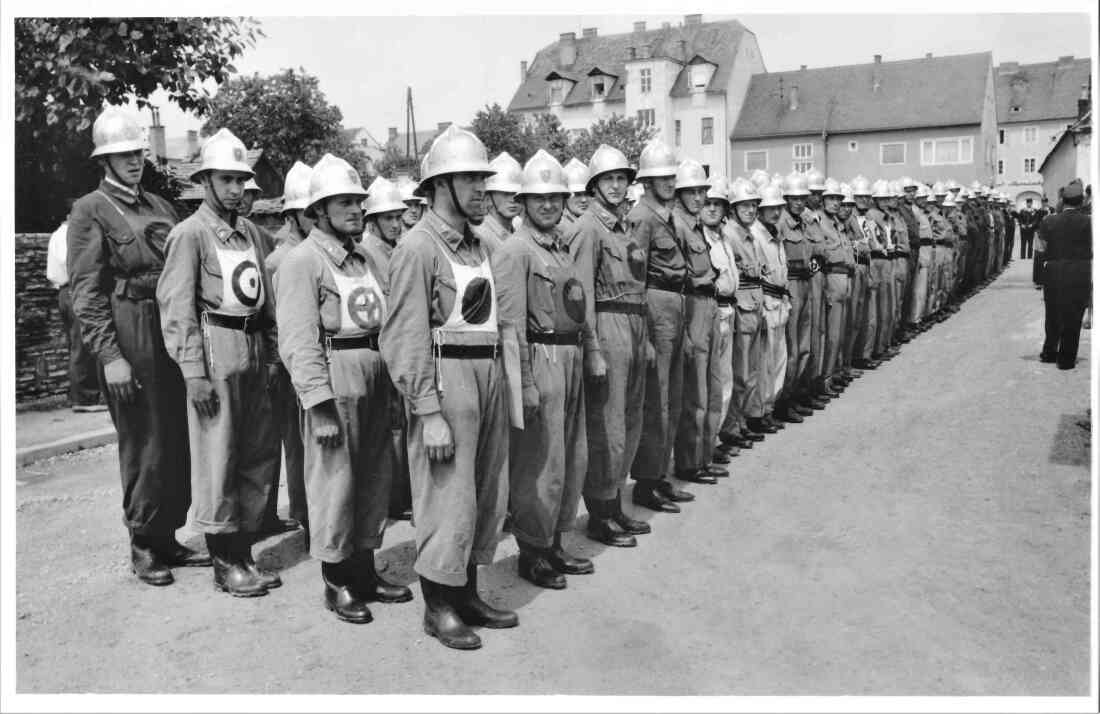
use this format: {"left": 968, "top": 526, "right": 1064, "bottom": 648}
{"left": 996, "top": 57, "right": 1092, "bottom": 124}
{"left": 508, "top": 19, "right": 749, "bottom": 112}
{"left": 386, "top": 129, "right": 441, "bottom": 155}
{"left": 733, "top": 52, "right": 992, "bottom": 140}
{"left": 169, "top": 149, "right": 266, "bottom": 201}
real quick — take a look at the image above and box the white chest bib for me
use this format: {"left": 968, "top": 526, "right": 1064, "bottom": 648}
{"left": 213, "top": 244, "right": 264, "bottom": 316}
{"left": 433, "top": 238, "right": 498, "bottom": 340}
{"left": 326, "top": 262, "right": 386, "bottom": 337}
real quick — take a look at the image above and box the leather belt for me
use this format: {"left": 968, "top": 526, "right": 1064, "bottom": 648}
{"left": 788, "top": 268, "right": 812, "bottom": 280}
{"left": 687, "top": 283, "right": 716, "bottom": 298}
{"left": 870, "top": 251, "right": 889, "bottom": 259}
{"left": 738, "top": 276, "right": 763, "bottom": 286}
{"left": 528, "top": 331, "right": 581, "bottom": 346}
{"left": 825, "top": 264, "right": 852, "bottom": 275}
{"left": 857, "top": 255, "right": 871, "bottom": 266}
{"left": 648, "top": 278, "right": 687, "bottom": 294}
{"left": 114, "top": 274, "right": 161, "bottom": 301}
{"left": 919, "top": 239, "right": 935, "bottom": 246}
{"left": 935, "top": 239, "right": 952, "bottom": 246}
{"left": 595, "top": 301, "right": 647, "bottom": 316}
{"left": 889, "top": 250, "right": 910, "bottom": 258}
{"left": 204, "top": 311, "right": 271, "bottom": 333}
{"left": 762, "top": 282, "right": 789, "bottom": 298}
{"left": 325, "top": 333, "right": 379, "bottom": 351}
{"left": 716, "top": 295, "right": 737, "bottom": 307}
{"left": 436, "top": 344, "right": 499, "bottom": 359}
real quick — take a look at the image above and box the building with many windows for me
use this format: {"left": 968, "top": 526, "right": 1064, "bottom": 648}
{"left": 730, "top": 52, "right": 998, "bottom": 186}
{"left": 994, "top": 56, "right": 1091, "bottom": 206}
{"left": 506, "top": 14, "right": 765, "bottom": 176}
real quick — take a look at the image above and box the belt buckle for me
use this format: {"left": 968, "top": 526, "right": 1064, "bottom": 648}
{"left": 241, "top": 312, "right": 255, "bottom": 332}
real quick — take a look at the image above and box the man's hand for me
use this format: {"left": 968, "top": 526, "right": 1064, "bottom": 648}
{"left": 422, "top": 412, "right": 454, "bottom": 463}
{"left": 645, "top": 341, "right": 657, "bottom": 366}
{"left": 522, "top": 384, "right": 541, "bottom": 425}
{"left": 103, "top": 357, "right": 139, "bottom": 404}
{"left": 584, "top": 351, "right": 608, "bottom": 384}
{"left": 265, "top": 363, "right": 281, "bottom": 391}
{"left": 186, "top": 377, "right": 219, "bottom": 419}
{"left": 309, "top": 400, "right": 342, "bottom": 448}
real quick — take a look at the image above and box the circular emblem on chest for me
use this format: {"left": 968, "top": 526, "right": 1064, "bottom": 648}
{"left": 346, "top": 285, "right": 383, "bottom": 329}
{"left": 231, "top": 260, "right": 262, "bottom": 307}
{"left": 144, "top": 220, "right": 174, "bottom": 250}
{"left": 626, "top": 241, "right": 647, "bottom": 281}
{"left": 461, "top": 277, "right": 493, "bottom": 325}
{"left": 562, "top": 277, "right": 587, "bottom": 324}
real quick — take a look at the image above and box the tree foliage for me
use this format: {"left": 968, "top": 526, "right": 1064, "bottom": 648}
{"left": 523, "top": 113, "right": 572, "bottom": 164}
{"left": 471, "top": 103, "right": 530, "bottom": 163}
{"left": 14, "top": 17, "right": 262, "bottom": 231}
{"left": 570, "top": 114, "right": 656, "bottom": 166}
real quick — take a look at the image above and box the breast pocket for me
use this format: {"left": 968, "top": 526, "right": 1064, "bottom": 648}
{"left": 528, "top": 266, "right": 557, "bottom": 324}
{"left": 651, "top": 234, "right": 680, "bottom": 263}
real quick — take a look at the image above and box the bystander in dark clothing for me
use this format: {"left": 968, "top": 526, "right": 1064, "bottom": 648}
{"left": 1040, "top": 181, "right": 1092, "bottom": 369}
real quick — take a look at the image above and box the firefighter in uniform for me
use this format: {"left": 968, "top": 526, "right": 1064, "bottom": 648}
{"left": 561, "top": 157, "right": 590, "bottom": 227}
{"left": 476, "top": 152, "right": 523, "bottom": 249}
{"left": 801, "top": 172, "right": 832, "bottom": 403}
{"left": 627, "top": 140, "right": 695, "bottom": 513}
{"left": 68, "top": 108, "right": 203, "bottom": 586}
{"left": 850, "top": 177, "right": 884, "bottom": 370}
{"left": 276, "top": 156, "right": 412, "bottom": 623}
{"left": 397, "top": 175, "right": 426, "bottom": 235}
{"left": 837, "top": 183, "right": 867, "bottom": 383}
{"left": 560, "top": 144, "right": 649, "bottom": 548}
{"left": 885, "top": 180, "right": 913, "bottom": 345}
{"left": 773, "top": 173, "right": 817, "bottom": 423}
{"left": 380, "top": 125, "right": 517, "bottom": 650}
{"left": 672, "top": 159, "right": 723, "bottom": 484}
{"left": 908, "top": 182, "right": 936, "bottom": 331}
{"left": 755, "top": 183, "right": 791, "bottom": 423}
{"left": 819, "top": 178, "right": 855, "bottom": 394}
{"left": 494, "top": 150, "right": 594, "bottom": 589}
{"left": 157, "top": 128, "right": 281, "bottom": 597}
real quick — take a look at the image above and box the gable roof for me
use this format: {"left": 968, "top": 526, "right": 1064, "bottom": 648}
{"left": 996, "top": 57, "right": 1092, "bottom": 124}
{"left": 385, "top": 128, "right": 440, "bottom": 156}
{"left": 1039, "top": 107, "right": 1092, "bottom": 174}
{"left": 733, "top": 52, "right": 992, "bottom": 141}
{"left": 508, "top": 19, "right": 749, "bottom": 112}
{"left": 169, "top": 148, "right": 266, "bottom": 201}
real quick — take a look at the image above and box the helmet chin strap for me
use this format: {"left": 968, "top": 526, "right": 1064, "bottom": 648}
{"left": 446, "top": 175, "right": 482, "bottom": 225}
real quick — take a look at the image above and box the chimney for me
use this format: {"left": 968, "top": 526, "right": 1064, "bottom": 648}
{"left": 871, "top": 55, "right": 883, "bottom": 92}
{"left": 873, "top": 54, "right": 882, "bottom": 64}
{"left": 186, "top": 129, "right": 199, "bottom": 159}
{"left": 925, "top": 52, "right": 933, "bottom": 59}
{"left": 999, "top": 61, "right": 1019, "bottom": 75}
{"left": 559, "top": 32, "right": 577, "bottom": 67}
{"left": 520, "top": 60, "right": 528, "bottom": 82}
{"left": 638, "top": 45, "right": 651, "bottom": 60}
{"left": 789, "top": 85, "right": 799, "bottom": 111}
{"left": 684, "top": 14, "right": 702, "bottom": 25}
{"left": 582, "top": 27, "right": 597, "bottom": 38}
{"left": 148, "top": 125, "right": 166, "bottom": 164}
{"left": 800, "top": 64, "right": 807, "bottom": 71}
{"left": 678, "top": 39, "right": 687, "bottom": 61}
{"left": 437, "top": 121, "right": 452, "bottom": 132}
{"left": 633, "top": 21, "right": 646, "bottom": 33}
{"left": 1079, "top": 82, "right": 1091, "bottom": 120}
{"left": 1057, "top": 54, "right": 1074, "bottom": 68}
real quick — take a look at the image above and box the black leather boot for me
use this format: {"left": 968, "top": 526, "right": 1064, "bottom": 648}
{"left": 153, "top": 534, "right": 211, "bottom": 568}
{"left": 131, "top": 533, "right": 173, "bottom": 586}
{"left": 322, "top": 561, "right": 373, "bottom": 624}
{"left": 518, "top": 545, "right": 567, "bottom": 589}
{"left": 610, "top": 492, "right": 651, "bottom": 535}
{"left": 420, "top": 577, "right": 481, "bottom": 650}
{"left": 547, "top": 533, "right": 594, "bottom": 575}
{"left": 586, "top": 497, "right": 638, "bottom": 547}
{"left": 655, "top": 479, "right": 695, "bottom": 503}
{"left": 746, "top": 417, "right": 777, "bottom": 434}
{"left": 632, "top": 480, "right": 680, "bottom": 513}
{"left": 352, "top": 550, "right": 413, "bottom": 603}
{"left": 208, "top": 534, "right": 267, "bottom": 598}
{"left": 675, "top": 468, "right": 718, "bottom": 485}
{"left": 454, "top": 564, "right": 519, "bottom": 628}
{"left": 239, "top": 534, "right": 282, "bottom": 590}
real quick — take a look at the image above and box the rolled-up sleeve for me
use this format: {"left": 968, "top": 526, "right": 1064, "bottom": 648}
{"left": 156, "top": 225, "right": 206, "bottom": 379}
{"left": 380, "top": 234, "right": 441, "bottom": 416}
{"left": 491, "top": 239, "right": 532, "bottom": 389}
{"left": 275, "top": 249, "right": 332, "bottom": 409}
{"left": 67, "top": 200, "right": 123, "bottom": 365}
{"left": 563, "top": 221, "right": 601, "bottom": 363}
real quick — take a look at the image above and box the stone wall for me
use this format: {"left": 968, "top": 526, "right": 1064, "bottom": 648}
{"left": 15, "top": 233, "right": 70, "bottom": 404}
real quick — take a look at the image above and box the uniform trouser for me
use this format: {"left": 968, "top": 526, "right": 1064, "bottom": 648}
{"left": 892, "top": 257, "right": 910, "bottom": 330}
{"left": 858, "top": 263, "right": 880, "bottom": 361}
{"left": 1004, "top": 228, "right": 1015, "bottom": 266}
{"left": 675, "top": 294, "right": 717, "bottom": 473}
{"left": 389, "top": 386, "right": 412, "bottom": 519}
{"left": 901, "top": 252, "right": 919, "bottom": 326}
{"left": 874, "top": 259, "right": 895, "bottom": 355}
{"left": 633, "top": 290, "right": 684, "bottom": 481}
{"left": 59, "top": 284, "right": 102, "bottom": 406}
{"left": 266, "top": 366, "right": 307, "bottom": 526}
{"left": 823, "top": 272, "right": 851, "bottom": 378}
{"left": 1033, "top": 250, "right": 1046, "bottom": 285}
{"left": 407, "top": 354, "right": 508, "bottom": 587}
{"left": 934, "top": 246, "right": 953, "bottom": 312}
{"left": 511, "top": 344, "right": 586, "bottom": 549}
{"left": 585, "top": 310, "right": 647, "bottom": 501}
{"left": 954, "top": 242, "right": 969, "bottom": 295}
{"left": 1041, "top": 260, "right": 1092, "bottom": 366}
{"left": 805, "top": 270, "right": 826, "bottom": 385}
{"left": 1020, "top": 231, "right": 1035, "bottom": 260}
{"left": 104, "top": 296, "right": 190, "bottom": 536}
{"left": 705, "top": 304, "right": 735, "bottom": 454}
{"left": 844, "top": 265, "right": 869, "bottom": 365}
{"left": 301, "top": 347, "right": 392, "bottom": 562}
{"left": 189, "top": 325, "right": 279, "bottom": 534}
{"left": 783, "top": 278, "right": 812, "bottom": 399}
{"left": 722, "top": 297, "right": 764, "bottom": 438}
{"left": 760, "top": 296, "right": 790, "bottom": 413}
{"left": 909, "top": 246, "right": 934, "bottom": 323}
{"left": 972, "top": 238, "right": 988, "bottom": 285}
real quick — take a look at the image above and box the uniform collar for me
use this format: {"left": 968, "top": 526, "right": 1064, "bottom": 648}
{"left": 309, "top": 226, "right": 362, "bottom": 266}
{"left": 99, "top": 177, "right": 142, "bottom": 206}
{"left": 523, "top": 220, "right": 565, "bottom": 251}
{"left": 485, "top": 211, "right": 513, "bottom": 236}
{"left": 673, "top": 203, "right": 701, "bottom": 230}
{"left": 424, "top": 208, "right": 480, "bottom": 251}
{"left": 195, "top": 202, "right": 246, "bottom": 244}
{"left": 639, "top": 195, "right": 672, "bottom": 223}
{"left": 780, "top": 208, "right": 803, "bottom": 229}
{"left": 588, "top": 200, "right": 623, "bottom": 232}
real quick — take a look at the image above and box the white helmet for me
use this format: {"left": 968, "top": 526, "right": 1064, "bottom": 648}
{"left": 839, "top": 183, "right": 856, "bottom": 205}
{"left": 587, "top": 144, "right": 636, "bottom": 191}
{"left": 822, "top": 178, "right": 844, "bottom": 197}
{"left": 805, "top": 168, "right": 826, "bottom": 192}
{"left": 636, "top": 140, "right": 677, "bottom": 179}
{"left": 888, "top": 180, "right": 904, "bottom": 198}
{"left": 563, "top": 158, "right": 590, "bottom": 194}
{"left": 516, "top": 149, "right": 569, "bottom": 197}
{"left": 871, "top": 179, "right": 892, "bottom": 199}
{"left": 706, "top": 175, "right": 731, "bottom": 203}
{"left": 484, "top": 152, "right": 523, "bottom": 194}
{"left": 244, "top": 178, "right": 262, "bottom": 194}
{"left": 395, "top": 175, "right": 426, "bottom": 205}
{"left": 281, "top": 161, "right": 314, "bottom": 211}
{"left": 749, "top": 169, "right": 771, "bottom": 189}
{"left": 942, "top": 194, "right": 957, "bottom": 208}
{"left": 363, "top": 177, "right": 407, "bottom": 217}
{"left": 190, "top": 128, "right": 253, "bottom": 181}
{"left": 415, "top": 124, "right": 494, "bottom": 196}
{"left": 783, "top": 172, "right": 810, "bottom": 197}
{"left": 851, "top": 176, "right": 873, "bottom": 197}
{"left": 902, "top": 176, "right": 919, "bottom": 190}
{"left": 730, "top": 178, "right": 761, "bottom": 205}
{"left": 931, "top": 181, "right": 947, "bottom": 197}
{"left": 915, "top": 183, "right": 931, "bottom": 199}
{"left": 674, "top": 159, "right": 709, "bottom": 191}
{"left": 758, "top": 183, "right": 786, "bottom": 209}
{"left": 626, "top": 183, "right": 645, "bottom": 203}
{"left": 90, "top": 108, "right": 146, "bottom": 158}
{"left": 305, "top": 153, "right": 368, "bottom": 217}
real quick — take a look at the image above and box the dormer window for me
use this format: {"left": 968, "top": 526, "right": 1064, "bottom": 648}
{"left": 587, "top": 67, "right": 617, "bottom": 102}
{"left": 545, "top": 71, "right": 576, "bottom": 106}
{"left": 686, "top": 55, "right": 716, "bottom": 93}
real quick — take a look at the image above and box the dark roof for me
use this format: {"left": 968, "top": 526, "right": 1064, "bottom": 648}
{"left": 1039, "top": 107, "right": 1092, "bottom": 173}
{"left": 508, "top": 19, "right": 749, "bottom": 112}
{"left": 169, "top": 149, "right": 266, "bottom": 201}
{"left": 385, "top": 129, "right": 440, "bottom": 156}
{"left": 733, "top": 52, "right": 992, "bottom": 140}
{"left": 995, "top": 57, "right": 1092, "bottom": 124}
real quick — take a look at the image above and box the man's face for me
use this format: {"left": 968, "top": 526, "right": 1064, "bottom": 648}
{"left": 733, "top": 201, "right": 757, "bottom": 226}
{"left": 648, "top": 176, "right": 676, "bottom": 202}
{"left": 447, "top": 173, "right": 487, "bottom": 223}
{"left": 290, "top": 209, "right": 314, "bottom": 236}
{"left": 837, "top": 203, "right": 853, "bottom": 220}
{"left": 204, "top": 170, "right": 249, "bottom": 211}
{"left": 373, "top": 209, "right": 404, "bottom": 243}
{"left": 524, "top": 193, "right": 564, "bottom": 231}
{"left": 677, "top": 187, "right": 706, "bottom": 216}
{"left": 487, "top": 190, "right": 521, "bottom": 220}
{"left": 700, "top": 199, "right": 726, "bottom": 227}
{"left": 785, "top": 196, "right": 806, "bottom": 215}
{"left": 402, "top": 201, "right": 422, "bottom": 227}
{"left": 566, "top": 193, "right": 589, "bottom": 217}
{"left": 1026, "top": 199, "right": 1033, "bottom": 208}
{"left": 321, "top": 194, "right": 365, "bottom": 237}
{"left": 904, "top": 188, "right": 917, "bottom": 204}
{"left": 822, "top": 195, "right": 841, "bottom": 215}
{"left": 595, "top": 171, "right": 629, "bottom": 206}
{"left": 807, "top": 191, "right": 823, "bottom": 210}
{"left": 854, "top": 195, "right": 873, "bottom": 212}
{"left": 915, "top": 196, "right": 927, "bottom": 209}
{"left": 760, "top": 206, "right": 781, "bottom": 225}
{"left": 239, "top": 191, "right": 257, "bottom": 217}
{"left": 104, "top": 150, "right": 145, "bottom": 187}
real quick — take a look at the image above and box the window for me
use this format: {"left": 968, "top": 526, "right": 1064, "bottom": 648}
{"left": 792, "top": 143, "right": 814, "bottom": 172}
{"left": 639, "top": 68, "right": 652, "bottom": 93}
{"left": 636, "top": 109, "right": 655, "bottom": 128}
{"left": 998, "top": 129, "right": 1005, "bottom": 145}
{"left": 793, "top": 160, "right": 814, "bottom": 172}
{"left": 690, "top": 65, "right": 710, "bottom": 90}
{"left": 1023, "top": 126, "right": 1038, "bottom": 143}
{"left": 919, "top": 136, "right": 974, "bottom": 166}
{"left": 848, "top": 140, "right": 859, "bottom": 152}
{"left": 997, "top": 160, "right": 1004, "bottom": 175}
{"left": 701, "top": 117, "right": 714, "bottom": 145}
{"left": 744, "top": 150, "right": 768, "bottom": 172}
{"left": 674, "top": 120, "right": 682, "bottom": 146}
{"left": 1023, "top": 157, "right": 1036, "bottom": 174}
{"left": 879, "top": 142, "right": 906, "bottom": 165}
{"left": 548, "top": 80, "right": 565, "bottom": 105}
{"left": 590, "top": 78, "right": 607, "bottom": 100}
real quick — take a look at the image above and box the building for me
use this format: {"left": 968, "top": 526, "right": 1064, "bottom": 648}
{"left": 731, "top": 52, "right": 998, "bottom": 187}
{"left": 342, "top": 127, "right": 388, "bottom": 177}
{"left": 1039, "top": 88, "right": 1092, "bottom": 202}
{"left": 994, "top": 56, "right": 1092, "bottom": 207}
{"left": 506, "top": 14, "right": 765, "bottom": 176}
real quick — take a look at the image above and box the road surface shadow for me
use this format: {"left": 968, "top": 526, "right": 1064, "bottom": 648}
{"left": 1048, "top": 412, "right": 1091, "bottom": 468}
{"left": 254, "top": 529, "right": 312, "bottom": 572}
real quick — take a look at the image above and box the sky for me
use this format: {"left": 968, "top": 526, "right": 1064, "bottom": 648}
{"left": 136, "top": 12, "right": 1094, "bottom": 157}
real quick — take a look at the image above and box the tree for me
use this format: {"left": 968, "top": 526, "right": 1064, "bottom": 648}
{"left": 201, "top": 68, "right": 368, "bottom": 179}
{"left": 470, "top": 103, "right": 530, "bottom": 163}
{"left": 14, "top": 17, "right": 262, "bottom": 231}
{"left": 569, "top": 114, "right": 656, "bottom": 165}
{"left": 523, "top": 113, "right": 572, "bottom": 164}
